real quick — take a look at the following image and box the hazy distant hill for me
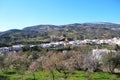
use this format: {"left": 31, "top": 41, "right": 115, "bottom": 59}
{"left": 0, "top": 22, "right": 120, "bottom": 46}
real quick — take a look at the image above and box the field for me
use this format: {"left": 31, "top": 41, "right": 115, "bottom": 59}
{"left": 0, "top": 70, "right": 120, "bottom": 80}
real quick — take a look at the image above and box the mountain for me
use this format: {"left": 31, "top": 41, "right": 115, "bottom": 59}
{"left": 81, "top": 22, "right": 120, "bottom": 29}
{"left": 23, "top": 25, "right": 60, "bottom": 32}
{"left": 0, "top": 22, "right": 120, "bottom": 46}
{"left": 0, "top": 29, "right": 22, "bottom": 36}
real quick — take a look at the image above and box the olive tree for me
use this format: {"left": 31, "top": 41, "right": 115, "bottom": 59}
{"left": 102, "top": 52, "right": 120, "bottom": 73}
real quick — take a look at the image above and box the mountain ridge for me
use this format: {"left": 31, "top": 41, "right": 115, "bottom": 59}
{"left": 1, "top": 22, "right": 120, "bottom": 32}
{"left": 0, "top": 22, "right": 120, "bottom": 46}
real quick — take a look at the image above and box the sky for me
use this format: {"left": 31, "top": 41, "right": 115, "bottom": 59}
{"left": 0, "top": 0, "right": 120, "bottom": 31}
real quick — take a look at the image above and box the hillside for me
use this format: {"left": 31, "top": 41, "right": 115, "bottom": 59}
{"left": 0, "top": 22, "right": 120, "bottom": 46}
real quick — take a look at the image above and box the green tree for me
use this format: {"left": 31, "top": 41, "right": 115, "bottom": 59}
{"left": 102, "top": 52, "right": 120, "bottom": 73}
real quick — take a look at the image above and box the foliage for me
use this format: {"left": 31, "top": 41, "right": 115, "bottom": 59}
{"left": 102, "top": 52, "right": 120, "bottom": 73}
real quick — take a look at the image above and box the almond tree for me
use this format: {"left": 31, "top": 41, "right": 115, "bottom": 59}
{"left": 54, "top": 52, "right": 75, "bottom": 80}
{"left": 83, "top": 53, "right": 100, "bottom": 72}
{"left": 0, "top": 55, "right": 6, "bottom": 72}
{"left": 43, "top": 53, "right": 58, "bottom": 80}
{"left": 55, "top": 59, "right": 74, "bottom": 80}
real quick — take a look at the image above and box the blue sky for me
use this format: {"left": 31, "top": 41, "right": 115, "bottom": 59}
{"left": 0, "top": 0, "right": 120, "bottom": 31}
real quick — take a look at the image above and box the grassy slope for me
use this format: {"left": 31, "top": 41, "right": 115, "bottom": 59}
{"left": 0, "top": 70, "right": 120, "bottom": 80}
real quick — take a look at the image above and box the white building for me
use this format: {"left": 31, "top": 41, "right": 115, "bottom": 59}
{"left": 92, "top": 49, "right": 116, "bottom": 60}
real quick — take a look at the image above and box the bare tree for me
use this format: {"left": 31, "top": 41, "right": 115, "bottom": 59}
{"left": 0, "top": 55, "right": 6, "bottom": 72}
{"left": 83, "top": 53, "right": 100, "bottom": 72}
{"left": 29, "top": 61, "right": 40, "bottom": 80}
{"left": 43, "top": 53, "right": 58, "bottom": 80}
{"left": 71, "top": 52, "right": 84, "bottom": 70}
{"left": 55, "top": 59, "right": 74, "bottom": 80}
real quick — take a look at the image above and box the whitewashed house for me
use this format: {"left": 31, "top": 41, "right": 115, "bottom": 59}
{"left": 92, "top": 49, "right": 116, "bottom": 60}
{"left": 0, "top": 47, "right": 11, "bottom": 54}
{"left": 12, "top": 44, "right": 24, "bottom": 52}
